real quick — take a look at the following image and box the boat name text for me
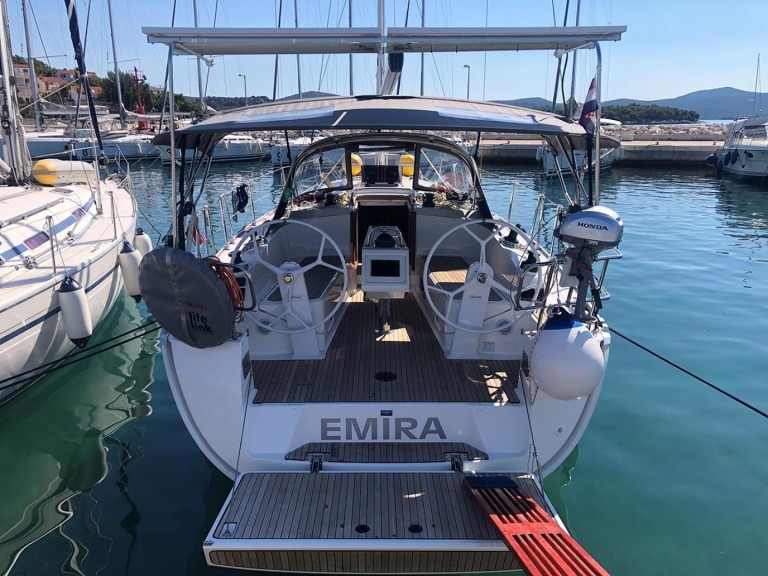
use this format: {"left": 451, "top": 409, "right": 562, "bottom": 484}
{"left": 320, "top": 417, "right": 447, "bottom": 440}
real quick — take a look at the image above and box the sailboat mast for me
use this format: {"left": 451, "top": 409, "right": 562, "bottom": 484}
{"left": 567, "top": 0, "right": 581, "bottom": 120}
{"left": 753, "top": 53, "right": 761, "bottom": 116}
{"left": 107, "top": 0, "right": 126, "bottom": 129}
{"left": 376, "top": 0, "right": 385, "bottom": 94}
{"left": 0, "top": 0, "right": 30, "bottom": 183}
{"left": 294, "top": 0, "right": 302, "bottom": 99}
{"left": 349, "top": 0, "right": 353, "bottom": 96}
{"left": 21, "top": 0, "right": 41, "bottom": 132}
{"left": 420, "top": 0, "right": 425, "bottom": 96}
{"left": 193, "top": 0, "right": 205, "bottom": 113}
{"left": 273, "top": 0, "right": 282, "bottom": 101}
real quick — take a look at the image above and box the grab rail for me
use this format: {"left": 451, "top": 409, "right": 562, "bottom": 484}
{"left": 0, "top": 199, "right": 65, "bottom": 229}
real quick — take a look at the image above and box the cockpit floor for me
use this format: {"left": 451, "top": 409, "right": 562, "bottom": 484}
{"left": 253, "top": 294, "right": 521, "bottom": 404}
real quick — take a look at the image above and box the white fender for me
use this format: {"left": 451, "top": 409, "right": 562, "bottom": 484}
{"left": 58, "top": 277, "right": 93, "bottom": 348}
{"left": 133, "top": 228, "right": 153, "bottom": 257}
{"left": 530, "top": 313, "right": 605, "bottom": 401}
{"left": 118, "top": 241, "right": 143, "bottom": 302}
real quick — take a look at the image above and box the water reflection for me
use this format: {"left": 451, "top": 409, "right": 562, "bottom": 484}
{"left": 543, "top": 445, "right": 580, "bottom": 531}
{"left": 0, "top": 297, "right": 156, "bottom": 575}
{"left": 714, "top": 179, "right": 768, "bottom": 234}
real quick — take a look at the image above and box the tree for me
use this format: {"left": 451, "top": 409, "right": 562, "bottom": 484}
{"left": 12, "top": 54, "right": 58, "bottom": 78}
{"left": 601, "top": 104, "right": 699, "bottom": 124}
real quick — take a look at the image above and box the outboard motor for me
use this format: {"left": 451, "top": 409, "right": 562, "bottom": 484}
{"left": 555, "top": 206, "right": 624, "bottom": 320}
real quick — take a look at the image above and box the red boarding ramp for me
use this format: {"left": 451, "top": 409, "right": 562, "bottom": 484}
{"left": 464, "top": 475, "right": 610, "bottom": 576}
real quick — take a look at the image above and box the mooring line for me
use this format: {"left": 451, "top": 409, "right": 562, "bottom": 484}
{"left": 609, "top": 326, "right": 768, "bottom": 420}
{"left": 0, "top": 323, "right": 160, "bottom": 392}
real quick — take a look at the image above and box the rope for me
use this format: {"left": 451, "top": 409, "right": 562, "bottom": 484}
{"left": 0, "top": 321, "right": 159, "bottom": 392}
{"left": 609, "top": 326, "right": 768, "bottom": 420}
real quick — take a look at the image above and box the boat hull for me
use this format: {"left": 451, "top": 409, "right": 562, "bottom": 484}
{"left": 0, "top": 181, "right": 138, "bottom": 404}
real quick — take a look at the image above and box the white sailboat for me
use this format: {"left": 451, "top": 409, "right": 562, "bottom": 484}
{"left": 140, "top": 22, "right": 626, "bottom": 574}
{"left": 0, "top": 0, "right": 142, "bottom": 404}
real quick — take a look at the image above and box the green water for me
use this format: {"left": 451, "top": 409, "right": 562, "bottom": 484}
{"left": 1, "top": 163, "right": 766, "bottom": 575}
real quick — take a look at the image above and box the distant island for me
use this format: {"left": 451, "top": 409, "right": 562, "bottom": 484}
{"left": 497, "top": 87, "right": 767, "bottom": 122}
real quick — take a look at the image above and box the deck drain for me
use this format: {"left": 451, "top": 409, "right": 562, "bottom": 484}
{"left": 355, "top": 524, "right": 370, "bottom": 534}
{"left": 374, "top": 371, "right": 397, "bottom": 382}
{"left": 407, "top": 524, "right": 423, "bottom": 534}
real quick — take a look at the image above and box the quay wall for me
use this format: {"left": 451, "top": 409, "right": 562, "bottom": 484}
{"left": 476, "top": 123, "right": 727, "bottom": 165}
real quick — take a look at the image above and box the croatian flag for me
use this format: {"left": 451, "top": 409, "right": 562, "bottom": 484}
{"left": 578, "top": 77, "right": 599, "bottom": 136}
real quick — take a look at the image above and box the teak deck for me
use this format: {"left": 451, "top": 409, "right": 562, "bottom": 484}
{"left": 208, "top": 472, "right": 547, "bottom": 573}
{"left": 253, "top": 294, "right": 521, "bottom": 404}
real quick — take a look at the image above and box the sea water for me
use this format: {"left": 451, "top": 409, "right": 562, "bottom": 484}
{"left": 1, "top": 162, "right": 766, "bottom": 576}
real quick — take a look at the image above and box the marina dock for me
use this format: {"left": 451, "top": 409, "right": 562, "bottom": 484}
{"left": 478, "top": 137, "right": 722, "bottom": 165}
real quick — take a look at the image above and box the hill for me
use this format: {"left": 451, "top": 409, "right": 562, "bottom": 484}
{"left": 496, "top": 87, "right": 768, "bottom": 120}
{"left": 604, "top": 87, "right": 767, "bottom": 120}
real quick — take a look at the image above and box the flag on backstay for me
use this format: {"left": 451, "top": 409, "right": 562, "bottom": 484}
{"left": 579, "top": 77, "right": 599, "bottom": 136}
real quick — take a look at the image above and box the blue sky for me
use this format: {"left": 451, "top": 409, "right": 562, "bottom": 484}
{"left": 6, "top": 0, "right": 766, "bottom": 104}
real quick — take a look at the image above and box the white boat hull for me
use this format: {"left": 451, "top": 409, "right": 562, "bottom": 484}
{"left": 0, "top": 180, "right": 138, "bottom": 403}
{"left": 160, "top": 137, "right": 269, "bottom": 164}
{"left": 720, "top": 117, "right": 768, "bottom": 179}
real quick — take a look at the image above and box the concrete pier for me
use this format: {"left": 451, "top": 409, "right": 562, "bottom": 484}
{"left": 477, "top": 137, "right": 721, "bottom": 166}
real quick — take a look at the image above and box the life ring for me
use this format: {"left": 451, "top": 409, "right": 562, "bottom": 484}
{"left": 210, "top": 258, "right": 244, "bottom": 314}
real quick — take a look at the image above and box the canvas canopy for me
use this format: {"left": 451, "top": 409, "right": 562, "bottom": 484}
{"left": 152, "top": 95, "right": 602, "bottom": 153}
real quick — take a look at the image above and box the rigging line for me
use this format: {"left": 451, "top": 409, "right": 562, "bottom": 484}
{"left": 202, "top": 0, "right": 220, "bottom": 106}
{"left": 0, "top": 319, "right": 159, "bottom": 387}
{"left": 609, "top": 326, "right": 768, "bottom": 421}
{"left": 135, "top": 202, "right": 165, "bottom": 238}
{"left": 0, "top": 325, "right": 162, "bottom": 393}
{"left": 316, "top": 0, "right": 341, "bottom": 93}
{"left": 395, "top": 0, "right": 412, "bottom": 96}
{"left": 29, "top": 2, "right": 66, "bottom": 106}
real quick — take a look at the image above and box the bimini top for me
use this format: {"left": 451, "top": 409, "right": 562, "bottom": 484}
{"left": 152, "top": 95, "right": 591, "bottom": 148}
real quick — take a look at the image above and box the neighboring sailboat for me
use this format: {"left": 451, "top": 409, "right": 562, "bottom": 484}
{"left": 0, "top": 0, "right": 141, "bottom": 404}
{"left": 140, "top": 22, "right": 626, "bottom": 574}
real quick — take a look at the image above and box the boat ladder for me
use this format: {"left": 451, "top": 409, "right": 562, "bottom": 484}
{"left": 465, "top": 475, "right": 610, "bottom": 576}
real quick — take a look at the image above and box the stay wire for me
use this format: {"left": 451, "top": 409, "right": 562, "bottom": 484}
{"left": 609, "top": 326, "right": 768, "bottom": 420}
{"left": 0, "top": 320, "right": 159, "bottom": 390}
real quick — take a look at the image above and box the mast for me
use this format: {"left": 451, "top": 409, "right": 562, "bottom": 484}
{"left": 294, "top": 0, "right": 302, "bottom": 99}
{"left": 376, "top": 0, "right": 385, "bottom": 94}
{"left": 64, "top": 0, "right": 104, "bottom": 208}
{"left": 567, "top": 0, "right": 581, "bottom": 120}
{"left": 0, "top": 0, "right": 31, "bottom": 183}
{"left": 420, "top": 0, "right": 425, "bottom": 96}
{"left": 193, "top": 0, "right": 205, "bottom": 113}
{"left": 107, "top": 0, "right": 126, "bottom": 129}
{"left": 348, "top": 0, "right": 353, "bottom": 96}
{"left": 753, "top": 53, "right": 761, "bottom": 117}
{"left": 21, "top": 0, "right": 41, "bottom": 132}
{"left": 272, "top": 0, "right": 282, "bottom": 101}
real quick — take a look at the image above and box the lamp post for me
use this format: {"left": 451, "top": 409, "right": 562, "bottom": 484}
{"left": 238, "top": 73, "right": 248, "bottom": 107}
{"left": 463, "top": 64, "right": 471, "bottom": 100}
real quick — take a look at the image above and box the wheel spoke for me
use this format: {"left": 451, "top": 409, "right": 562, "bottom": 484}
{"left": 423, "top": 217, "right": 523, "bottom": 335}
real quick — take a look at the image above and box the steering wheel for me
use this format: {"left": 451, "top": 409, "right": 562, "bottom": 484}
{"left": 231, "top": 219, "right": 348, "bottom": 334}
{"left": 422, "top": 218, "right": 527, "bottom": 334}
